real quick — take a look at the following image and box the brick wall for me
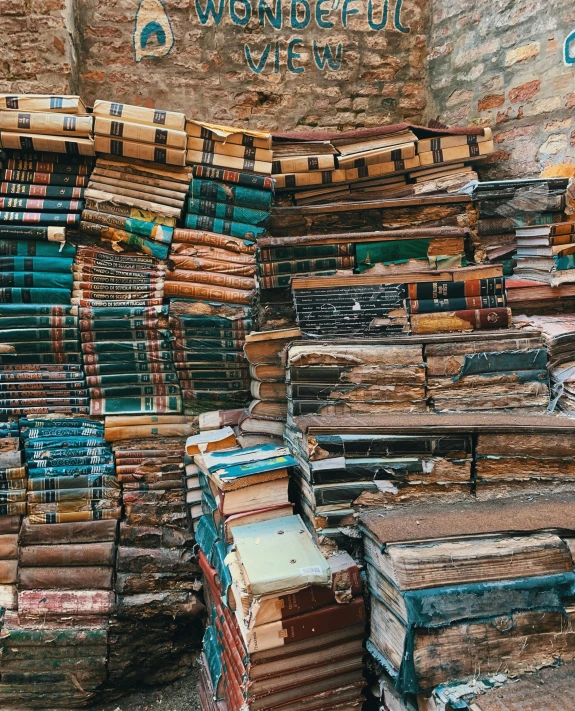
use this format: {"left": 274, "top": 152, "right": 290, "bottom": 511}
{"left": 0, "top": 0, "right": 429, "bottom": 131}
{"left": 426, "top": 0, "right": 575, "bottom": 178}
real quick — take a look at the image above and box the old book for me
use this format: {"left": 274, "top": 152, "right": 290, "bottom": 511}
{"left": 186, "top": 148, "right": 272, "bottom": 175}
{"left": 18, "top": 589, "right": 114, "bottom": 616}
{"left": 0, "top": 112, "right": 93, "bottom": 136}
{"left": 417, "top": 128, "right": 493, "bottom": 153}
{"left": 337, "top": 142, "right": 416, "bottom": 169}
{"left": 84, "top": 188, "right": 180, "bottom": 218}
{"left": 192, "top": 164, "right": 273, "bottom": 190}
{"left": 93, "top": 136, "right": 185, "bottom": 166}
{"left": 94, "top": 117, "right": 186, "bottom": 148}
{"left": 258, "top": 243, "right": 354, "bottom": 262}
{"left": 93, "top": 100, "right": 185, "bottom": 130}
{"left": 345, "top": 157, "right": 420, "bottom": 182}
{"left": 2, "top": 169, "right": 87, "bottom": 187}
{"left": 250, "top": 381, "right": 287, "bottom": 401}
{"left": 409, "top": 295, "right": 506, "bottom": 313}
{"left": 407, "top": 278, "right": 505, "bottom": 299}
{"left": 187, "top": 136, "right": 272, "bottom": 163}
{"left": 478, "top": 213, "right": 564, "bottom": 235}
{"left": 272, "top": 155, "right": 336, "bottom": 174}
{"left": 273, "top": 169, "right": 347, "bottom": 189}
{"left": 184, "top": 214, "right": 264, "bottom": 241}
{"left": 410, "top": 307, "right": 512, "bottom": 333}
{"left": 0, "top": 94, "right": 86, "bottom": 112}
{"left": 0, "top": 132, "right": 95, "bottom": 155}
{"left": 0, "top": 182, "right": 84, "bottom": 199}
{"left": 187, "top": 198, "right": 268, "bottom": 226}
{"left": 189, "top": 178, "right": 272, "bottom": 211}
{"left": 186, "top": 119, "right": 271, "bottom": 149}
{"left": 259, "top": 257, "right": 354, "bottom": 276}
{"left": 244, "top": 328, "right": 301, "bottom": 364}
{"left": 419, "top": 139, "right": 495, "bottom": 165}
{"left": 18, "top": 566, "right": 113, "bottom": 590}
{"left": 185, "top": 427, "right": 237, "bottom": 455}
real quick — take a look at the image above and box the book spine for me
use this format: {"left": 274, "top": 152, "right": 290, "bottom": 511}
{"left": 172, "top": 228, "right": 255, "bottom": 254}
{"left": 187, "top": 137, "right": 272, "bottom": 162}
{"left": 93, "top": 136, "right": 186, "bottom": 167}
{"left": 260, "top": 271, "right": 339, "bottom": 289}
{"left": 0, "top": 197, "right": 82, "bottom": 212}
{"left": 173, "top": 351, "right": 245, "bottom": 364}
{"left": 407, "top": 278, "right": 505, "bottom": 300}
{"left": 101, "top": 231, "right": 170, "bottom": 261}
{"left": 190, "top": 178, "right": 272, "bottom": 211}
{"left": 0, "top": 288, "right": 71, "bottom": 305}
{"left": 187, "top": 198, "right": 269, "bottom": 225}
{"left": 0, "top": 212, "right": 79, "bottom": 226}
{"left": 192, "top": 164, "right": 274, "bottom": 190}
{"left": 89, "top": 385, "right": 180, "bottom": 399}
{"left": 6, "top": 159, "right": 90, "bottom": 175}
{"left": 164, "top": 281, "right": 254, "bottom": 305}
{"left": 0, "top": 182, "right": 84, "bottom": 199}
{"left": 80, "top": 305, "right": 165, "bottom": 319}
{"left": 0, "top": 226, "right": 65, "bottom": 241}
{"left": 83, "top": 199, "right": 177, "bottom": 226}
{"left": 27, "top": 509, "right": 121, "bottom": 524}
{"left": 410, "top": 307, "right": 512, "bottom": 334}
{"left": 82, "top": 350, "right": 173, "bottom": 364}
{"left": 409, "top": 295, "right": 506, "bottom": 313}
{"left": 93, "top": 100, "right": 185, "bottom": 130}
{"left": 1, "top": 170, "right": 88, "bottom": 187}
{"left": 186, "top": 148, "right": 271, "bottom": 175}
{"left": 184, "top": 214, "right": 264, "bottom": 241}
{"left": 0, "top": 257, "right": 73, "bottom": 274}
{"left": 0, "top": 326, "right": 77, "bottom": 342}
{"left": 81, "top": 211, "right": 173, "bottom": 241}
{"left": 0, "top": 273, "right": 73, "bottom": 289}
{"left": 274, "top": 169, "right": 347, "bottom": 189}
{"left": 0, "top": 112, "right": 92, "bottom": 135}
{"left": 271, "top": 154, "right": 335, "bottom": 174}
{"left": 94, "top": 117, "right": 186, "bottom": 148}
{"left": 86, "top": 372, "right": 179, "bottom": 386}
{"left": 179, "top": 368, "right": 248, "bottom": 380}
{"left": 90, "top": 396, "right": 182, "bottom": 416}
{"left": 167, "top": 271, "right": 254, "bottom": 291}
{"left": 258, "top": 243, "right": 354, "bottom": 262}
{"left": 258, "top": 256, "right": 355, "bottom": 276}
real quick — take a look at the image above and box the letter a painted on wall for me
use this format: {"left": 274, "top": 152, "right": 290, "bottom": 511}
{"left": 134, "top": 0, "right": 175, "bottom": 62}
{"left": 565, "top": 28, "right": 575, "bottom": 65}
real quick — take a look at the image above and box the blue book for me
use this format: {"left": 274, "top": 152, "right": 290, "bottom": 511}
{"left": 202, "top": 444, "right": 296, "bottom": 489}
{"left": 187, "top": 197, "right": 269, "bottom": 226}
{"left": 190, "top": 178, "right": 272, "bottom": 211}
{"left": 185, "top": 213, "right": 264, "bottom": 241}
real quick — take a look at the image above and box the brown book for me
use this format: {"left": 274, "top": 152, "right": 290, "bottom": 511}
{"left": 198, "top": 408, "right": 246, "bottom": 431}
{"left": 249, "top": 363, "right": 285, "bottom": 382}
{"left": 19, "top": 542, "right": 115, "bottom": 567}
{"left": 0, "top": 132, "right": 95, "bottom": 155}
{"left": 0, "top": 560, "right": 17, "bottom": 584}
{"left": 18, "top": 566, "right": 113, "bottom": 590}
{"left": 0, "top": 534, "right": 18, "bottom": 560}
{"left": 250, "top": 381, "right": 287, "bottom": 401}
{"left": 94, "top": 117, "right": 186, "bottom": 149}
{"left": 0, "top": 112, "right": 93, "bottom": 136}
{"left": 248, "top": 400, "right": 287, "bottom": 421}
{"left": 172, "top": 229, "right": 255, "bottom": 253}
{"left": 419, "top": 139, "right": 494, "bottom": 166}
{"left": 273, "top": 169, "right": 347, "bottom": 190}
{"left": 186, "top": 119, "right": 271, "bottom": 150}
{"left": 167, "top": 270, "right": 254, "bottom": 291}
{"left": 240, "top": 596, "right": 366, "bottom": 653}
{"left": 186, "top": 148, "right": 272, "bottom": 175}
{"left": 94, "top": 136, "right": 186, "bottom": 166}
{"left": 84, "top": 187, "right": 181, "bottom": 218}
{"left": 93, "top": 100, "right": 186, "bottom": 131}
{"left": 244, "top": 328, "right": 302, "bottom": 365}
{"left": 164, "top": 281, "right": 254, "bottom": 304}
{"left": 19, "top": 518, "right": 117, "bottom": 545}
{"left": 87, "top": 180, "right": 184, "bottom": 208}
{"left": 187, "top": 136, "right": 273, "bottom": 163}
{"left": 337, "top": 142, "right": 416, "bottom": 169}
{"left": 272, "top": 155, "right": 336, "bottom": 174}
{"left": 18, "top": 589, "right": 114, "bottom": 616}
{"left": 0, "top": 94, "right": 86, "bottom": 113}
{"left": 410, "top": 307, "right": 512, "bottom": 334}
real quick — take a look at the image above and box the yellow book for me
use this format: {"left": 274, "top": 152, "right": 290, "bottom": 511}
{"left": 345, "top": 156, "right": 420, "bottom": 182}
{"left": 187, "top": 136, "right": 272, "bottom": 163}
{"left": 0, "top": 132, "right": 95, "bottom": 156}
{"left": 0, "top": 94, "right": 86, "bottom": 113}
{"left": 417, "top": 128, "right": 493, "bottom": 153}
{"left": 186, "top": 148, "right": 272, "bottom": 175}
{"left": 273, "top": 169, "right": 347, "bottom": 190}
{"left": 186, "top": 119, "right": 271, "bottom": 150}
{"left": 419, "top": 140, "right": 495, "bottom": 166}
{"left": 93, "top": 100, "right": 186, "bottom": 131}
{"left": 0, "top": 111, "right": 93, "bottom": 136}
{"left": 94, "top": 136, "right": 186, "bottom": 167}
{"left": 271, "top": 154, "right": 336, "bottom": 174}
{"left": 94, "top": 117, "right": 187, "bottom": 149}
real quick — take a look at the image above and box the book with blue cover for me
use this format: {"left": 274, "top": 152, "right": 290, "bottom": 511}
{"left": 200, "top": 444, "right": 296, "bottom": 491}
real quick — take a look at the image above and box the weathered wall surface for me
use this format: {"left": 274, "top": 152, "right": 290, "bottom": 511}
{"left": 426, "top": 0, "right": 575, "bottom": 178}
{"left": 0, "top": 0, "right": 429, "bottom": 131}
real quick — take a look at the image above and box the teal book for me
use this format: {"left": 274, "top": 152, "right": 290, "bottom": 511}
{"left": 190, "top": 178, "right": 272, "bottom": 211}
{"left": 192, "top": 164, "right": 274, "bottom": 191}
{"left": 0, "top": 272, "right": 73, "bottom": 289}
{"left": 232, "top": 515, "right": 330, "bottom": 596}
{"left": 175, "top": 337, "right": 245, "bottom": 351}
{"left": 0, "top": 183, "right": 85, "bottom": 200}
{"left": 1, "top": 170, "right": 87, "bottom": 187}
{"left": 202, "top": 444, "right": 296, "bottom": 487}
{"left": 6, "top": 160, "right": 90, "bottom": 176}
{"left": 0, "top": 198, "right": 83, "bottom": 213}
{"left": 88, "top": 384, "right": 181, "bottom": 398}
{"left": 0, "top": 353, "right": 81, "bottom": 364}
{"left": 0, "top": 288, "right": 70, "bottom": 304}
{"left": 175, "top": 327, "right": 248, "bottom": 340}
{"left": 174, "top": 316, "right": 252, "bottom": 330}
{"left": 80, "top": 318, "right": 161, "bottom": 331}
{"left": 87, "top": 372, "right": 179, "bottom": 387}
{"left": 172, "top": 350, "right": 245, "bottom": 364}
{"left": 114, "top": 231, "right": 170, "bottom": 260}
{"left": 0, "top": 303, "right": 76, "bottom": 315}
{"left": 84, "top": 361, "right": 176, "bottom": 375}
{"left": 90, "top": 395, "right": 182, "bottom": 415}
{"left": 258, "top": 243, "right": 354, "bottom": 262}
{"left": 83, "top": 340, "right": 170, "bottom": 354}
{"left": 0, "top": 212, "right": 80, "bottom": 227}
{"left": 0, "top": 327, "right": 78, "bottom": 343}
{"left": 555, "top": 253, "right": 575, "bottom": 270}
{"left": 0, "top": 315, "right": 77, "bottom": 328}
{"left": 184, "top": 214, "right": 264, "bottom": 241}
{"left": 0, "top": 229, "right": 74, "bottom": 246}
{"left": 81, "top": 306, "right": 167, "bottom": 319}
{"left": 0, "top": 257, "right": 74, "bottom": 273}
{"left": 187, "top": 197, "right": 269, "bottom": 226}
{"left": 83, "top": 351, "right": 174, "bottom": 364}
{"left": 10, "top": 341, "right": 79, "bottom": 354}
{"left": 28, "top": 474, "right": 118, "bottom": 490}
{"left": 177, "top": 368, "right": 249, "bottom": 381}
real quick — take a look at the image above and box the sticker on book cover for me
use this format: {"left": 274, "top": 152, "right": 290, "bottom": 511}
{"left": 300, "top": 566, "right": 324, "bottom": 576}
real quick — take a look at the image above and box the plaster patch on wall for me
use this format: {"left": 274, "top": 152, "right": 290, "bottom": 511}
{"left": 134, "top": 0, "right": 175, "bottom": 62}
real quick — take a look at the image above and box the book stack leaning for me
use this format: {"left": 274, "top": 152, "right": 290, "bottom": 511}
{"left": 0, "top": 424, "right": 23, "bottom": 611}
{"left": 83, "top": 101, "right": 191, "bottom": 259}
{"left": 188, "top": 427, "right": 367, "bottom": 711}
{"left": 73, "top": 246, "right": 182, "bottom": 416}
{"left": 0, "top": 93, "right": 94, "bottom": 234}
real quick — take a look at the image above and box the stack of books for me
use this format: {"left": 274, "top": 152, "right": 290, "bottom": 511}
{"left": 425, "top": 329, "right": 549, "bottom": 412}
{"left": 0, "top": 429, "right": 23, "bottom": 610}
{"left": 286, "top": 342, "right": 426, "bottom": 417}
{"left": 93, "top": 101, "right": 186, "bottom": 166}
{"left": 73, "top": 246, "right": 182, "bottom": 416}
{"left": 166, "top": 228, "right": 257, "bottom": 305}
{"left": 514, "top": 221, "right": 575, "bottom": 287}
{"left": 6, "top": 513, "right": 115, "bottom": 706}
{"left": 185, "top": 120, "right": 273, "bottom": 241}
{"left": 292, "top": 275, "right": 409, "bottom": 338}
{"left": 0, "top": 94, "right": 94, "bottom": 233}
{"left": 240, "top": 328, "right": 301, "bottom": 441}
{"left": 0, "top": 239, "right": 89, "bottom": 416}
{"left": 257, "top": 239, "right": 355, "bottom": 290}
{"left": 514, "top": 313, "right": 575, "bottom": 413}
{"left": 169, "top": 300, "right": 252, "bottom": 414}
{"left": 360, "top": 495, "right": 575, "bottom": 704}
{"left": 473, "top": 177, "right": 569, "bottom": 263}
{"left": 21, "top": 416, "right": 119, "bottom": 524}
{"left": 286, "top": 415, "right": 474, "bottom": 555}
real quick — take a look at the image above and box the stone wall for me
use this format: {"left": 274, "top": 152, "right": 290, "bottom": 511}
{"left": 426, "top": 0, "right": 575, "bottom": 178}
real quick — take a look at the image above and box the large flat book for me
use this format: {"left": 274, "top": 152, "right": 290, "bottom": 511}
{"left": 232, "top": 514, "right": 330, "bottom": 596}
{"left": 93, "top": 101, "right": 185, "bottom": 130}
{"left": 0, "top": 94, "right": 87, "bottom": 113}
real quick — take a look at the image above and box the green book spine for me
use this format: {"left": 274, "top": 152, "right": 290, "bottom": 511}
{"left": 82, "top": 351, "right": 174, "bottom": 364}
{"left": 0, "top": 227, "right": 71, "bottom": 243}
{"left": 184, "top": 214, "right": 264, "bottom": 241}
{"left": 172, "top": 316, "right": 252, "bottom": 330}
{"left": 90, "top": 395, "right": 182, "bottom": 415}
{"left": 110, "top": 231, "right": 170, "bottom": 260}
{"left": 172, "top": 327, "right": 248, "bottom": 340}
{"left": 0, "top": 182, "right": 84, "bottom": 199}
{"left": 190, "top": 178, "right": 272, "bottom": 211}
{"left": 80, "top": 306, "right": 166, "bottom": 319}
{"left": 28, "top": 475, "right": 118, "bottom": 490}
{"left": 259, "top": 243, "right": 354, "bottom": 262}
{"left": 1, "top": 170, "right": 88, "bottom": 187}
{"left": 181, "top": 379, "right": 250, "bottom": 392}
{"left": 79, "top": 318, "right": 160, "bottom": 331}
{"left": 0, "top": 288, "right": 71, "bottom": 304}
{"left": 80, "top": 212, "right": 174, "bottom": 241}
{"left": 0, "top": 273, "right": 73, "bottom": 289}
{"left": 192, "top": 164, "right": 274, "bottom": 191}
{"left": 176, "top": 368, "right": 249, "bottom": 380}
{"left": 0, "top": 212, "right": 80, "bottom": 226}
{"left": 15, "top": 152, "right": 94, "bottom": 165}
{"left": 0, "top": 257, "right": 74, "bottom": 273}
{"left": 10, "top": 340, "right": 80, "bottom": 354}
{"left": 89, "top": 384, "right": 181, "bottom": 398}
{"left": 0, "top": 327, "right": 78, "bottom": 343}
{"left": 81, "top": 330, "right": 166, "bottom": 343}
{"left": 260, "top": 270, "right": 338, "bottom": 289}
{"left": 173, "top": 337, "right": 244, "bottom": 350}
{"left": 0, "top": 197, "right": 83, "bottom": 212}
{"left": 86, "top": 372, "right": 179, "bottom": 387}
{"left": 258, "top": 256, "right": 353, "bottom": 276}
{"left": 82, "top": 340, "right": 169, "bottom": 354}
{"left": 172, "top": 350, "right": 245, "bottom": 364}
{"left": 0, "top": 303, "right": 76, "bottom": 316}
{"left": 0, "top": 315, "right": 77, "bottom": 328}
{"left": 84, "top": 361, "right": 175, "bottom": 375}
{"left": 187, "top": 198, "right": 269, "bottom": 225}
